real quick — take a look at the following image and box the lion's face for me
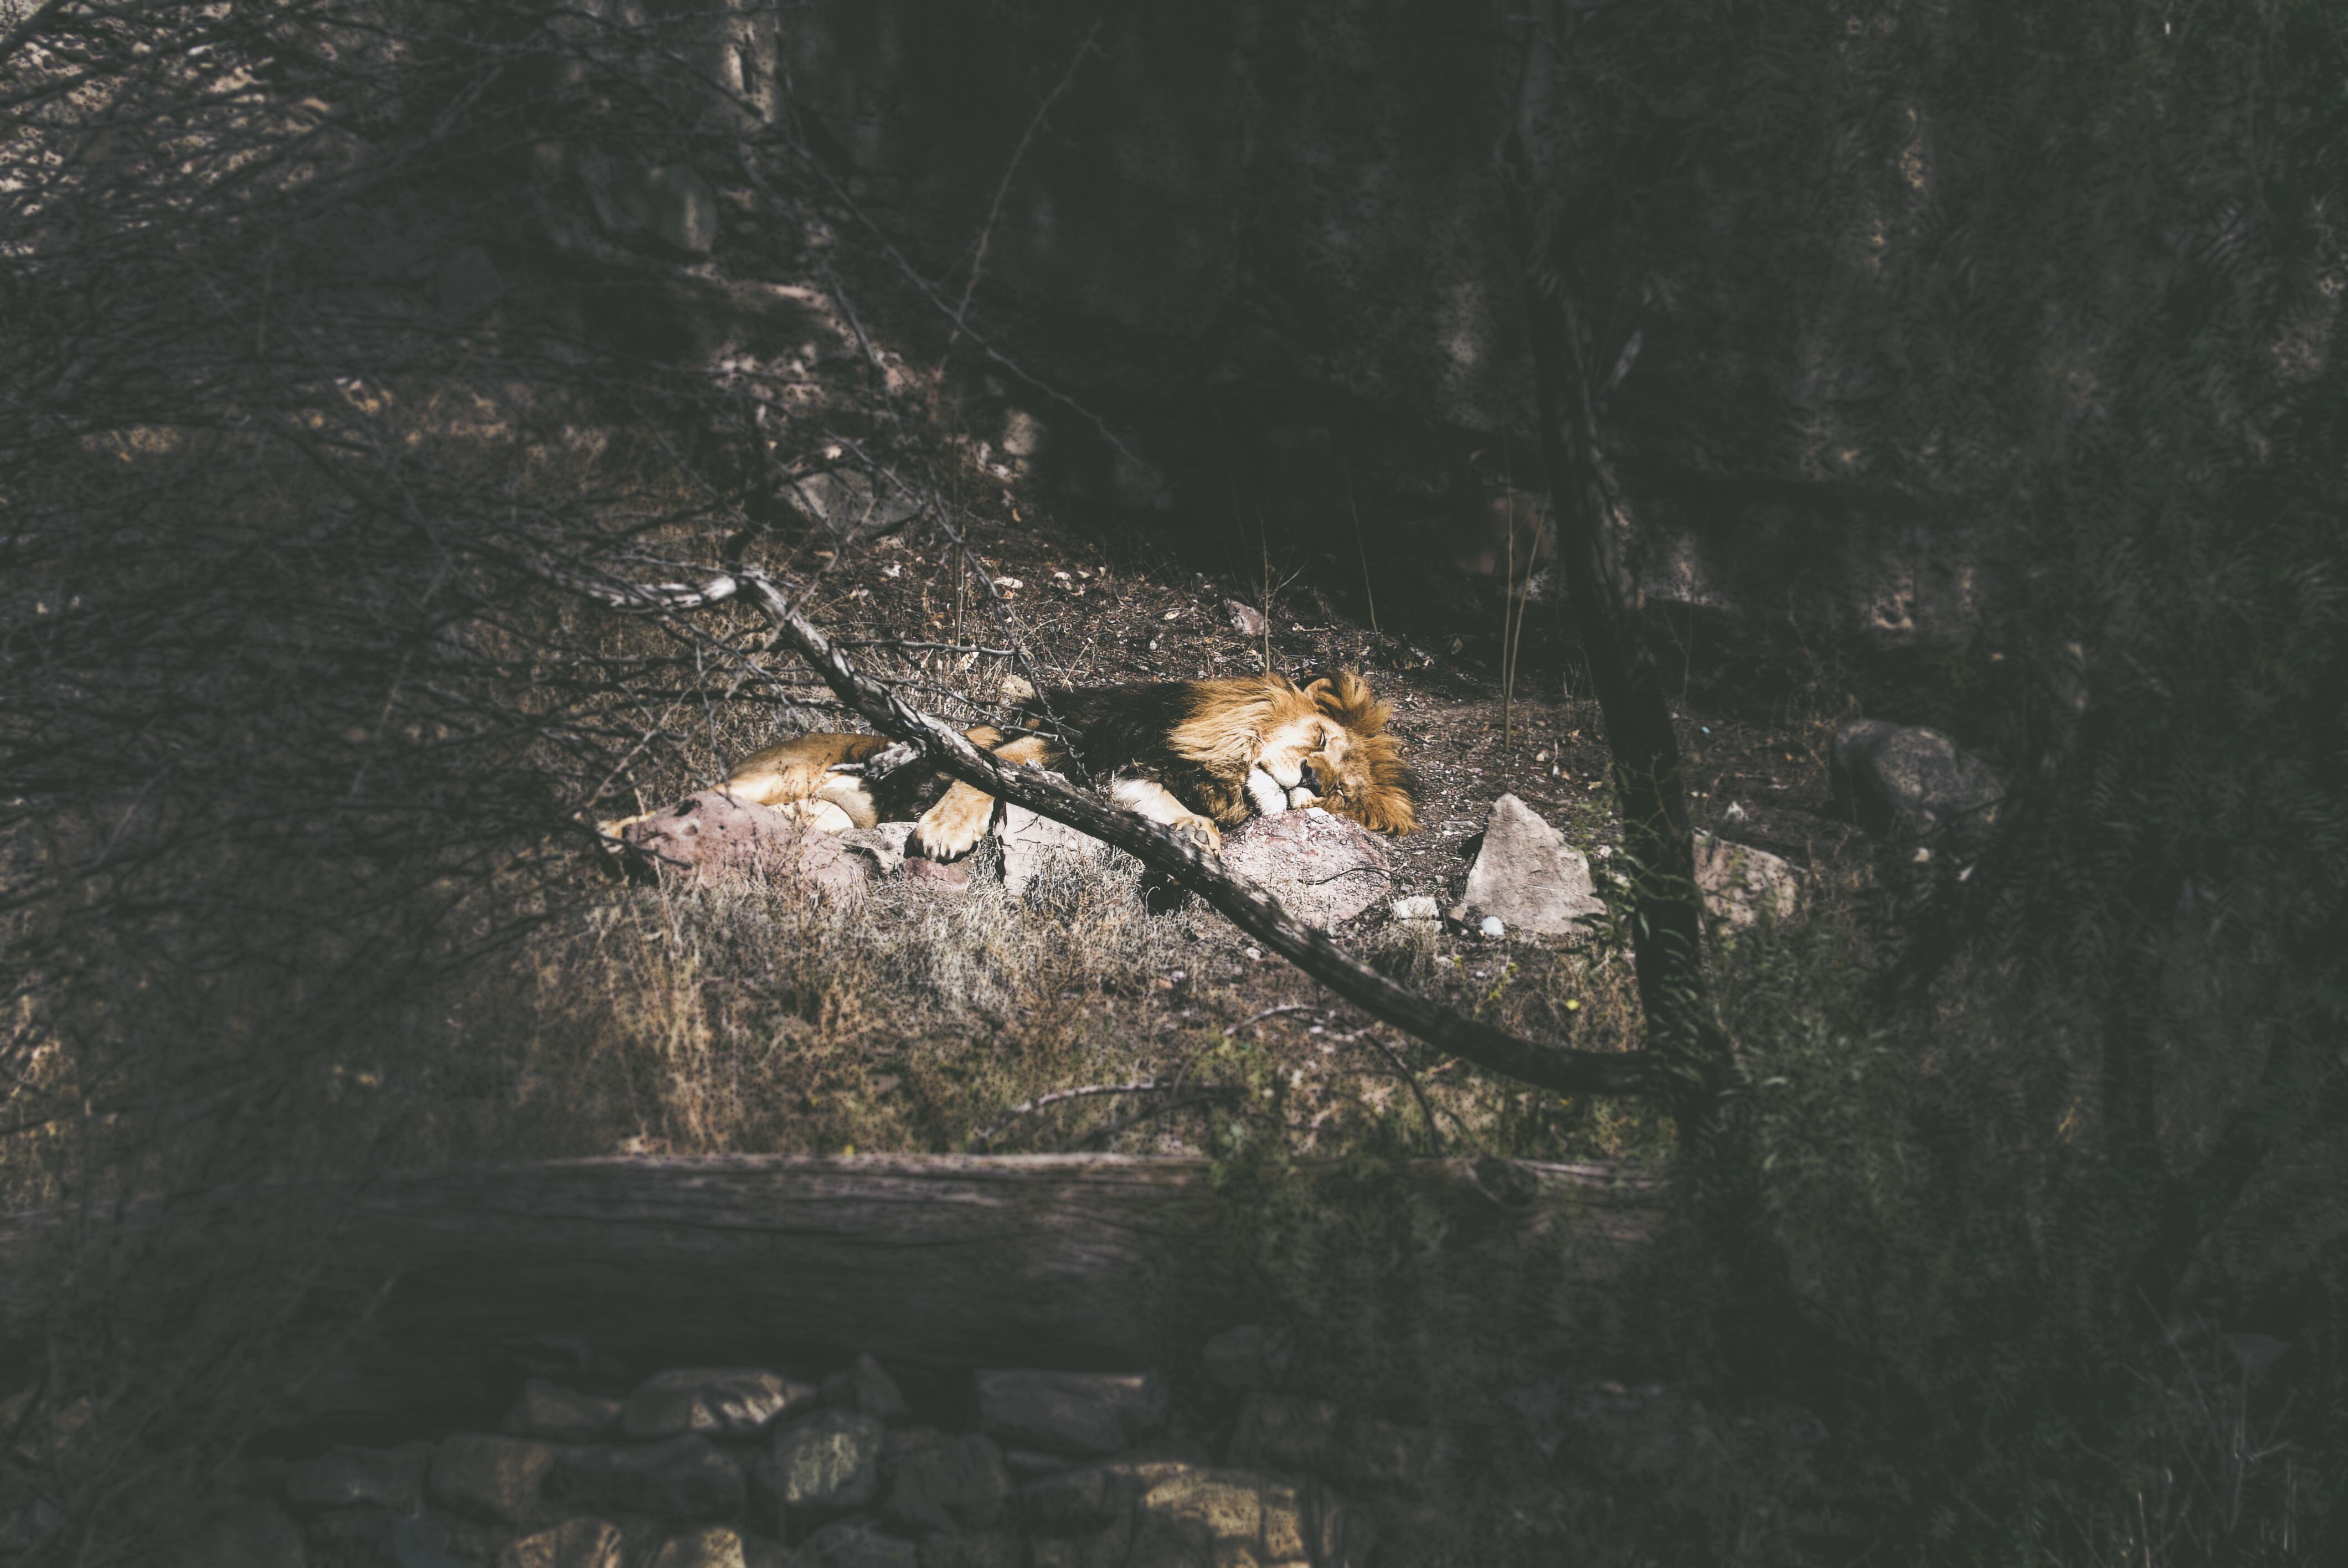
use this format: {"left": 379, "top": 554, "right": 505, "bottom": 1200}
{"left": 1261, "top": 675, "right": 1417, "bottom": 834}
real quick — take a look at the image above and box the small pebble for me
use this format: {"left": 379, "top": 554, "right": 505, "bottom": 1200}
{"left": 1479, "top": 916, "right": 1506, "bottom": 938}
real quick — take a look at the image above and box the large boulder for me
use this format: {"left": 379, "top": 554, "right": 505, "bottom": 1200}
{"left": 1693, "top": 833, "right": 1800, "bottom": 929}
{"left": 1831, "top": 720, "right": 2004, "bottom": 842}
{"left": 621, "top": 793, "right": 871, "bottom": 898}
{"left": 1219, "top": 809, "right": 1394, "bottom": 929}
{"left": 1460, "top": 796, "right": 1606, "bottom": 938}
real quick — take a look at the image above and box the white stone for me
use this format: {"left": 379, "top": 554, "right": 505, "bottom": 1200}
{"left": 1461, "top": 795, "right": 1606, "bottom": 937}
{"left": 1479, "top": 916, "right": 1506, "bottom": 938}
{"left": 1389, "top": 896, "right": 1439, "bottom": 922}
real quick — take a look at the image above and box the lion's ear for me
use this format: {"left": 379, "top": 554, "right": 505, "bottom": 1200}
{"left": 1315, "top": 670, "right": 1392, "bottom": 735}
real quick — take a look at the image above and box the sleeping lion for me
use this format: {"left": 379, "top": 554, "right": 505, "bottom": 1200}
{"left": 617, "top": 670, "right": 1416, "bottom": 862}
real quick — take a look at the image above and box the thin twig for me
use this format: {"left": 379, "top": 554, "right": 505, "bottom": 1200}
{"left": 1343, "top": 461, "right": 1379, "bottom": 637}
{"left": 948, "top": 20, "right": 1104, "bottom": 357}
{"left": 1226, "top": 1003, "right": 1317, "bottom": 1039}
{"left": 970, "top": 1079, "right": 1170, "bottom": 1149}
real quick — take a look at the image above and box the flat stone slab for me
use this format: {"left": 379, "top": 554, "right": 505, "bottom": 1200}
{"left": 1219, "top": 809, "right": 1393, "bottom": 929}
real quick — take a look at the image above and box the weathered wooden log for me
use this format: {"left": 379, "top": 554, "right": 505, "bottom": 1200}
{"left": 1, "top": 1155, "right": 1662, "bottom": 1435}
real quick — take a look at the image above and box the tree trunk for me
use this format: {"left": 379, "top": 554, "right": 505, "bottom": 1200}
{"left": 1499, "top": 152, "right": 1732, "bottom": 1130}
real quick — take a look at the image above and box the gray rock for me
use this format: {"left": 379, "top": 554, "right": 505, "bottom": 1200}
{"left": 823, "top": 1353, "right": 910, "bottom": 1421}
{"left": 1224, "top": 600, "right": 1268, "bottom": 637}
{"left": 1199, "top": 1324, "right": 1295, "bottom": 1391}
{"left": 1831, "top": 719, "right": 2005, "bottom": 841}
{"left": 782, "top": 470, "right": 922, "bottom": 540}
{"left": 1226, "top": 1393, "right": 1341, "bottom": 1473}
{"left": 181, "top": 1498, "right": 306, "bottom": 1568}
{"left": 1019, "top": 1453, "right": 1198, "bottom": 1532}
{"left": 881, "top": 1432, "right": 1009, "bottom": 1534}
{"left": 840, "top": 823, "right": 918, "bottom": 878}
{"left": 504, "top": 1380, "right": 622, "bottom": 1443}
{"left": 1125, "top": 1467, "right": 1367, "bottom": 1568}
{"left": 427, "top": 1435, "right": 560, "bottom": 1524}
{"left": 621, "top": 794, "right": 872, "bottom": 900}
{"left": 1461, "top": 795, "right": 1606, "bottom": 937}
{"left": 757, "top": 1409, "right": 885, "bottom": 1512}
{"left": 624, "top": 1366, "right": 816, "bottom": 1439}
{"left": 792, "top": 1519, "right": 919, "bottom": 1568}
{"left": 997, "top": 803, "right": 1115, "bottom": 898}
{"left": 282, "top": 1442, "right": 432, "bottom": 1511}
{"left": 1693, "top": 833, "right": 1800, "bottom": 929}
{"left": 904, "top": 855, "right": 972, "bottom": 892}
{"left": 495, "top": 1517, "right": 625, "bottom": 1568}
{"left": 647, "top": 1526, "right": 748, "bottom": 1568}
{"left": 549, "top": 1435, "right": 745, "bottom": 1520}
{"left": 1219, "top": 810, "right": 1394, "bottom": 929}
{"left": 975, "top": 1370, "right": 1168, "bottom": 1459}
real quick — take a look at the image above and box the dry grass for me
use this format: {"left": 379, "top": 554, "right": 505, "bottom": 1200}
{"left": 478, "top": 840, "right": 1665, "bottom": 1165}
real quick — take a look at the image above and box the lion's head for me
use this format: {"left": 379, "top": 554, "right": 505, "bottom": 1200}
{"left": 1178, "top": 670, "right": 1417, "bottom": 835}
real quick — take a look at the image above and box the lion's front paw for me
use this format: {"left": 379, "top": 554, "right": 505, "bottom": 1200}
{"left": 1244, "top": 766, "right": 1290, "bottom": 817}
{"left": 914, "top": 786, "right": 996, "bottom": 860}
{"left": 1171, "top": 813, "right": 1223, "bottom": 854}
{"left": 1286, "top": 786, "right": 1322, "bottom": 811}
